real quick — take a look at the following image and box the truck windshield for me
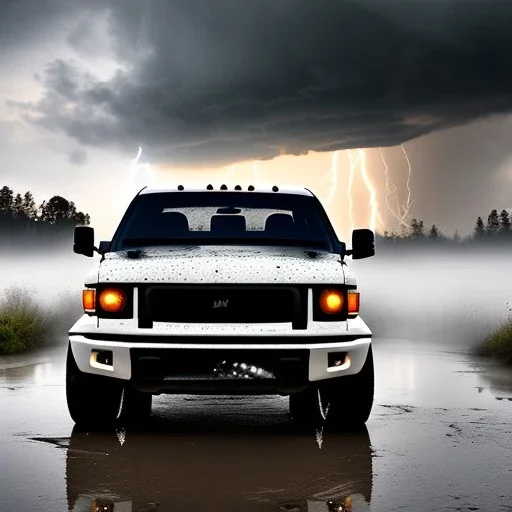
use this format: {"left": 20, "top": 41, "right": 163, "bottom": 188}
{"left": 110, "top": 191, "right": 339, "bottom": 252}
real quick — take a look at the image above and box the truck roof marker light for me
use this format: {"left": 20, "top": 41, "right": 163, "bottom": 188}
{"left": 319, "top": 289, "right": 344, "bottom": 315}
{"left": 248, "top": 185, "right": 255, "bottom": 191}
{"left": 177, "top": 185, "right": 184, "bottom": 191}
{"left": 220, "top": 184, "right": 228, "bottom": 190}
{"left": 206, "top": 184, "right": 214, "bottom": 190}
{"left": 272, "top": 186, "right": 279, "bottom": 192}
{"left": 234, "top": 185, "right": 242, "bottom": 191}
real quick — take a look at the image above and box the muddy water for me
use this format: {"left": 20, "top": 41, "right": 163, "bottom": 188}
{"left": 0, "top": 339, "right": 511, "bottom": 512}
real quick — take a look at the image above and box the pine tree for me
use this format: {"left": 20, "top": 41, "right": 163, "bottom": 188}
{"left": 410, "top": 218, "right": 424, "bottom": 239}
{"left": 37, "top": 200, "right": 46, "bottom": 221}
{"left": 453, "top": 230, "right": 461, "bottom": 244}
{"left": 500, "top": 209, "right": 511, "bottom": 234}
{"left": 428, "top": 224, "right": 440, "bottom": 239}
{"left": 0, "top": 186, "right": 14, "bottom": 214}
{"left": 474, "top": 216, "right": 485, "bottom": 239}
{"left": 13, "top": 193, "right": 23, "bottom": 217}
{"left": 21, "top": 191, "right": 37, "bottom": 220}
{"left": 487, "top": 209, "right": 500, "bottom": 236}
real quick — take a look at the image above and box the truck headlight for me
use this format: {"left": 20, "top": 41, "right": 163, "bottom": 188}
{"left": 319, "top": 289, "right": 344, "bottom": 315}
{"left": 313, "top": 287, "right": 359, "bottom": 320}
{"left": 99, "top": 288, "right": 127, "bottom": 313}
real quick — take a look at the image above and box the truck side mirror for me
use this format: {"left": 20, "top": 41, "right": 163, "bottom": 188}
{"left": 73, "top": 226, "right": 96, "bottom": 257}
{"left": 351, "top": 229, "right": 375, "bottom": 259}
{"left": 98, "top": 241, "right": 111, "bottom": 255}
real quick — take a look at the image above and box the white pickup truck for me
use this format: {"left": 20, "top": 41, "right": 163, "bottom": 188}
{"left": 67, "top": 184, "right": 375, "bottom": 428}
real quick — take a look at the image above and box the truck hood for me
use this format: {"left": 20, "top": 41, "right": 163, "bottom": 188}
{"left": 95, "top": 245, "right": 345, "bottom": 284}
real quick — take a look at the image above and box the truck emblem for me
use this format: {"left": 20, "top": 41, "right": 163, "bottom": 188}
{"left": 213, "top": 299, "right": 229, "bottom": 309}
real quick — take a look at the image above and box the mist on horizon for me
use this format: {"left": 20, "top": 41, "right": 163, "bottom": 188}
{"left": 0, "top": 245, "right": 509, "bottom": 351}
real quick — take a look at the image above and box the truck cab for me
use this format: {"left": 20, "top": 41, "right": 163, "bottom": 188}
{"left": 67, "top": 184, "right": 375, "bottom": 428}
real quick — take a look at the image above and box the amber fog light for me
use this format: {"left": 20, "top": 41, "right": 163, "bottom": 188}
{"left": 319, "top": 289, "right": 344, "bottom": 315}
{"left": 99, "top": 288, "right": 127, "bottom": 313}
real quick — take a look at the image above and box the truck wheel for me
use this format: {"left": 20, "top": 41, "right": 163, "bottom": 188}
{"left": 120, "top": 387, "right": 153, "bottom": 425}
{"left": 66, "top": 345, "right": 152, "bottom": 428}
{"left": 290, "top": 345, "right": 374, "bottom": 429}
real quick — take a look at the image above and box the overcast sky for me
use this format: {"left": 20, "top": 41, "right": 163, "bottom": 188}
{"left": 1, "top": 0, "right": 512, "bottom": 241}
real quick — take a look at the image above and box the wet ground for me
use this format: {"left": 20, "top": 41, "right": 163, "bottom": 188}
{"left": 0, "top": 338, "right": 511, "bottom": 512}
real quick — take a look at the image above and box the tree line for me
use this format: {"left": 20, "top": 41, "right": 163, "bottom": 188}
{"left": 377, "top": 209, "right": 512, "bottom": 247}
{"left": 0, "top": 185, "right": 90, "bottom": 248}
{"left": 0, "top": 181, "right": 510, "bottom": 251}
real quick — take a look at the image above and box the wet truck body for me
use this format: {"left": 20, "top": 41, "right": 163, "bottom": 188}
{"left": 67, "top": 185, "right": 375, "bottom": 427}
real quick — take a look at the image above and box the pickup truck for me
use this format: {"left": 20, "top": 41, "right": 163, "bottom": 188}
{"left": 67, "top": 184, "right": 375, "bottom": 428}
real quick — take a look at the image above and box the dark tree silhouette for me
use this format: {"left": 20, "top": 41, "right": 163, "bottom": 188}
{"left": 500, "top": 209, "right": 511, "bottom": 234}
{"left": 0, "top": 185, "right": 91, "bottom": 251}
{"left": 39, "top": 196, "right": 71, "bottom": 224}
{"left": 410, "top": 218, "right": 424, "bottom": 238}
{"left": 22, "top": 191, "right": 37, "bottom": 220}
{"left": 428, "top": 224, "right": 440, "bottom": 239}
{"left": 474, "top": 216, "right": 485, "bottom": 239}
{"left": 0, "top": 186, "right": 14, "bottom": 214}
{"left": 13, "top": 194, "right": 23, "bottom": 218}
{"left": 486, "top": 209, "right": 500, "bottom": 236}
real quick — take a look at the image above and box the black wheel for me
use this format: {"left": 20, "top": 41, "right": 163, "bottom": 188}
{"left": 66, "top": 344, "right": 152, "bottom": 428}
{"left": 121, "top": 387, "right": 153, "bottom": 425}
{"left": 290, "top": 345, "right": 374, "bottom": 429}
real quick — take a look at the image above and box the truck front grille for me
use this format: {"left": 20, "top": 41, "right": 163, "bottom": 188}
{"left": 130, "top": 348, "right": 310, "bottom": 383}
{"left": 139, "top": 285, "right": 308, "bottom": 329}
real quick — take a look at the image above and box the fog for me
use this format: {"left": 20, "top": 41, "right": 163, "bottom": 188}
{"left": 0, "top": 246, "right": 510, "bottom": 351}
{"left": 353, "top": 249, "right": 512, "bottom": 350}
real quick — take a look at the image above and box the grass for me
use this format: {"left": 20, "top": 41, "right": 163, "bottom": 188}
{"left": 0, "top": 285, "right": 49, "bottom": 355}
{"left": 478, "top": 302, "right": 512, "bottom": 364}
{"left": 0, "top": 285, "right": 82, "bottom": 355}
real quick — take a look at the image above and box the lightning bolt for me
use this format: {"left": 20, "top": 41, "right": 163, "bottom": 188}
{"left": 321, "top": 148, "right": 384, "bottom": 233}
{"left": 225, "top": 164, "right": 236, "bottom": 180}
{"left": 401, "top": 144, "right": 413, "bottom": 221}
{"left": 131, "top": 145, "right": 153, "bottom": 188}
{"left": 323, "top": 150, "right": 340, "bottom": 205}
{"left": 346, "top": 150, "right": 358, "bottom": 231}
{"left": 133, "top": 146, "right": 142, "bottom": 167}
{"left": 220, "top": 160, "right": 258, "bottom": 187}
{"left": 358, "top": 148, "right": 382, "bottom": 232}
{"left": 379, "top": 145, "right": 414, "bottom": 230}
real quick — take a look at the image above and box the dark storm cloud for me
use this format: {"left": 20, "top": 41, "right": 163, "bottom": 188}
{"left": 5, "top": 0, "right": 512, "bottom": 166}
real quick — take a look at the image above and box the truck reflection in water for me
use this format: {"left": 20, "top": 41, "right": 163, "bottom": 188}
{"left": 66, "top": 421, "right": 372, "bottom": 511}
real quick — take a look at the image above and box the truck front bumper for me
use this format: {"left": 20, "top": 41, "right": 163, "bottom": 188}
{"left": 69, "top": 334, "right": 372, "bottom": 395}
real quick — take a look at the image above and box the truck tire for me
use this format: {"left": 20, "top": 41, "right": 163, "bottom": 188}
{"left": 290, "top": 345, "right": 374, "bottom": 429}
{"left": 66, "top": 344, "right": 152, "bottom": 428}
